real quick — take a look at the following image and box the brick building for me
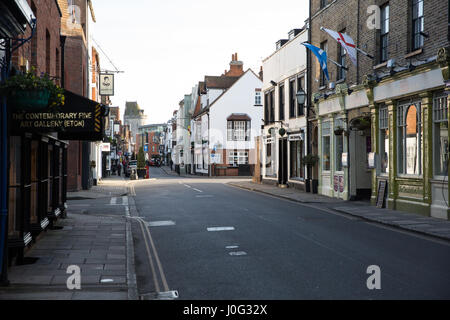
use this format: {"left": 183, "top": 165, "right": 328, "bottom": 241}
{"left": 58, "top": 0, "right": 94, "bottom": 191}
{"left": 308, "top": 0, "right": 450, "bottom": 218}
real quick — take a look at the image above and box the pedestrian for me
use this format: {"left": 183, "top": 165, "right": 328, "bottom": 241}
{"left": 117, "top": 162, "right": 122, "bottom": 176}
{"left": 170, "top": 159, "right": 173, "bottom": 171}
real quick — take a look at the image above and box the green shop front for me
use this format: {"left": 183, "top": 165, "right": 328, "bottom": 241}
{"left": 367, "top": 49, "right": 449, "bottom": 219}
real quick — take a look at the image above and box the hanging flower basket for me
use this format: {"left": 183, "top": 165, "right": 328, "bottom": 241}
{"left": 1, "top": 69, "right": 64, "bottom": 111}
{"left": 334, "top": 126, "right": 344, "bottom": 135}
{"left": 8, "top": 89, "right": 50, "bottom": 110}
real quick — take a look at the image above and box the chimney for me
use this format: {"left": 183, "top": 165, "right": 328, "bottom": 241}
{"left": 259, "top": 66, "right": 263, "bottom": 80}
{"left": 225, "top": 52, "right": 244, "bottom": 77}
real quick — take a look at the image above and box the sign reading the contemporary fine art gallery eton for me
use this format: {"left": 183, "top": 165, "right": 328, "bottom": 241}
{"left": 10, "top": 90, "right": 106, "bottom": 141}
{"left": 99, "top": 73, "right": 114, "bottom": 96}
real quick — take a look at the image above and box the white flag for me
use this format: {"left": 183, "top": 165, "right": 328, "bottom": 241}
{"left": 322, "top": 28, "right": 358, "bottom": 66}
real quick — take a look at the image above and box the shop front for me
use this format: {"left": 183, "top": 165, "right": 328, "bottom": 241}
{"left": 7, "top": 89, "right": 107, "bottom": 265}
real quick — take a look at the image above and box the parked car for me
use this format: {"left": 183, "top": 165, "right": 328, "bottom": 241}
{"left": 127, "top": 160, "right": 137, "bottom": 177}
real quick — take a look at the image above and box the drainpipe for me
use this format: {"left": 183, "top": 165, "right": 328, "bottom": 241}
{"left": 60, "top": 36, "right": 66, "bottom": 89}
{"left": 0, "top": 39, "right": 11, "bottom": 285}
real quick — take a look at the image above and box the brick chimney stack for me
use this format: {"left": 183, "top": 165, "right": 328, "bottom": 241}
{"left": 225, "top": 52, "right": 244, "bottom": 77}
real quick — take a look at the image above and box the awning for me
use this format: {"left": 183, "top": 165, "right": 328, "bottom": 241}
{"left": 227, "top": 113, "right": 251, "bottom": 121}
{"left": 10, "top": 90, "right": 107, "bottom": 142}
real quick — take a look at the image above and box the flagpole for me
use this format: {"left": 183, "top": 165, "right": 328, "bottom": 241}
{"left": 327, "top": 57, "right": 348, "bottom": 71}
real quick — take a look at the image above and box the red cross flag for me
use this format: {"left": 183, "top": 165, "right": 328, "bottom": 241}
{"left": 321, "top": 28, "right": 358, "bottom": 67}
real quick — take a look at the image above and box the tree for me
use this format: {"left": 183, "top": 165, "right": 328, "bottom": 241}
{"left": 137, "top": 147, "right": 146, "bottom": 169}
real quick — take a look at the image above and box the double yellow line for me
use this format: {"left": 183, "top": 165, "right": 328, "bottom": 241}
{"left": 132, "top": 216, "right": 169, "bottom": 294}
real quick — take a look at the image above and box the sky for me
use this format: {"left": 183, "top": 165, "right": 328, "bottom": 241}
{"left": 92, "top": 0, "right": 309, "bottom": 124}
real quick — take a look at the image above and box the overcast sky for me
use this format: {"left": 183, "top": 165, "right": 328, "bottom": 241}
{"left": 92, "top": 0, "right": 309, "bottom": 124}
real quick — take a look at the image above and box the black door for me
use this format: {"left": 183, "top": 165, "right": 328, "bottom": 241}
{"left": 278, "top": 138, "right": 288, "bottom": 185}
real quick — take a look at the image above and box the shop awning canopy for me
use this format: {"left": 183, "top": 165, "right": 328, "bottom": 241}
{"left": 10, "top": 90, "right": 108, "bottom": 142}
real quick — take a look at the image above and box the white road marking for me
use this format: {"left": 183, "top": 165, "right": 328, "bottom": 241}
{"left": 110, "top": 197, "right": 117, "bottom": 205}
{"left": 101, "top": 279, "right": 114, "bottom": 283}
{"left": 122, "top": 196, "right": 129, "bottom": 206}
{"left": 226, "top": 246, "right": 239, "bottom": 249}
{"left": 193, "top": 188, "right": 203, "bottom": 193}
{"left": 184, "top": 184, "right": 192, "bottom": 188}
{"left": 207, "top": 227, "right": 235, "bottom": 232}
{"left": 147, "top": 221, "right": 176, "bottom": 227}
{"left": 196, "top": 195, "right": 213, "bottom": 198}
{"left": 125, "top": 206, "right": 130, "bottom": 217}
{"left": 229, "top": 251, "right": 247, "bottom": 256}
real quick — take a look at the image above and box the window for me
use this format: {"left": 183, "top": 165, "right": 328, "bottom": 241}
{"left": 289, "top": 79, "right": 296, "bottom": 118}
{"left": 380, "top": 4, "right": 389, "bottom": 62}
{"left": 269, "top": 90, "right": 275, "bottom": 123}
{"left": 320, "top": 0, "right": 327, "bottom": 9}
{"left": 433, "top": 94, "right": 449, "bottom": 176}
{"left": 379, "top": 106, "right": 389, "bottom": 174}
{"left": 255, "top": 90, "right": 262, "bottom": 106}
{"left": 265, "top": 139, "right": 276, "bottom": 177}
{"left": 338, "top": 30, "right": 347, "bottom": 80}
{"left": 320, "top": 41, "right": 328, "bottom": 86}
{"left": 290, "top": 139, "right": 304, "bottom": 179}
{"left": 412, "top": 0, "right": 424, "bottom": 50}
{"left": 297, "top": 76, "right": 305, "bottom": 116}
{"left": 335, "top": 118, "right": 344, "bottom": 171}
{"left": 227, "top": 121, "right": 250, "bottom": 141}
{"left": 398, "top": 102, "right": 422, "bottom": 175}
{"left": 229, "top": 151, "right": 248, "bottom": 166}
{"left": 322, "top": 122, "right": 331, "bottom": 171}
{"left": 279, "top": 84, "right": 285, "bottom": 121}
{"left": 264, "top": 92, "right": 269, "bottom": 125}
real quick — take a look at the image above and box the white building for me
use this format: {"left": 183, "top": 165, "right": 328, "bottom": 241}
{"left": 261, "top": 28, "right": 309, "bottom": 189}
{"left": 192, "top": 69, "right": 263, "bottom": 176}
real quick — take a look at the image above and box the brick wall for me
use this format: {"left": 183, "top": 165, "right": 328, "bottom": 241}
{"left": 310, "top": 0, "right": 450, "bottom": 96}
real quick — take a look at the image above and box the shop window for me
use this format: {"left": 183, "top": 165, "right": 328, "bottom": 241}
{"left": 433, "top": 93, "right": 449, "bottom": 176}
{"left": 265, "top": 138, "right": 276, "bottom": 177}
{"left": 322, "top": 122, "right": 331, "bottom": 171}
{"left": 379, "top": 106, "right": 389, "bottom": 174}
{"left": 8, "top": 137, "right": 21, "bottom": 237}
{"left": 290, "top": 139, "right": 304, "bottom": 179}
{"left": 398, "top": 102, "right": 422, "bottom": 175}
{"left": 335, "top": 119, "right": 344, "bottom": 172}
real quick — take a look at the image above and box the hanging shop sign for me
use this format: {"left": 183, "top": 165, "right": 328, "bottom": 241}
{"left": 288, "top": 133, "right": 304, "bottom": 141}
{"left": 99, "top": 73, "right": 114, "bottom": 96}
{"left": 101, "top": 143, "right": 111, "bottom": 152}
{"left": 10, "top": 90, "right": 106, "bottom": 141}
{"left": 264, "top": 137, "right": 274, "bottom": 144}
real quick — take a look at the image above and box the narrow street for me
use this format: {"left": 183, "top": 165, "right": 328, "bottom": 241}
{"left": 129, "top": 167, "right": 450, "bottom": 300}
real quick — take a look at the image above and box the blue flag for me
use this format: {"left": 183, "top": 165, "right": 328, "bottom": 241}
{"left": 302, "top": 42, "right": 329, "bottom": 81}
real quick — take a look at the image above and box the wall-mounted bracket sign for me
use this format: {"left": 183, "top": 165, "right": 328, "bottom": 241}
{"left": 99, "top": 73, "right": 114, "bottom": 96}
{"left": 10, "top": 90, "right": 106, "bottom": 141}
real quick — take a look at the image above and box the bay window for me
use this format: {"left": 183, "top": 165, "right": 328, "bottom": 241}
{"left": 227, "top": 120, "right": 250, "bottom": 141}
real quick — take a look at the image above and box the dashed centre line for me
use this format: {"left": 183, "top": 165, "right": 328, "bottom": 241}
{"left": 207, "top": 227, "right": 235, "bottom": 232}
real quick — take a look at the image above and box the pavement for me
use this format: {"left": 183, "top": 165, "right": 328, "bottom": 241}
{"left": 0, "top": 175, "right": 138, "bottom": 300}
{"left": 228, "top": 180, "right": 450, "bottom": 241}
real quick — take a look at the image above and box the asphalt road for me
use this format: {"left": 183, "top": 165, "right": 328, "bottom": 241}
{"left": 130, "top": 167, "right": 450, "bottom": 300}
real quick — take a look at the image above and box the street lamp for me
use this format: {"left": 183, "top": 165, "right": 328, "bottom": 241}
{"left": 296, "top": 88, "right": 306, "bottom": 105}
